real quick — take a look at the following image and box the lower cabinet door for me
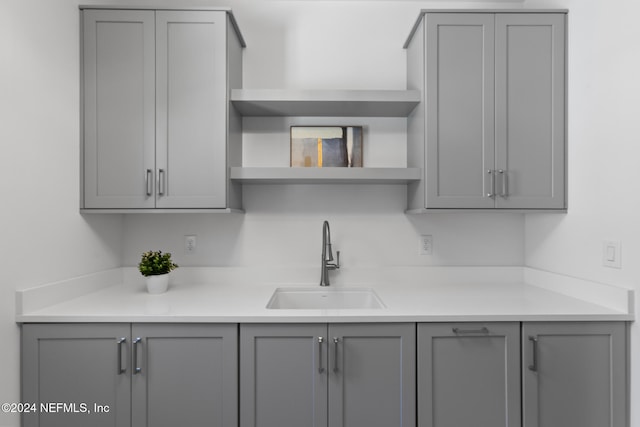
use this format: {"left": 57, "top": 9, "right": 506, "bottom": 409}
{"left": 21, "top": 323, "right": 132, "bottom": 427}
{"left": 418, "top": 322, "right": 521, "bottom": 427}
{"left": 522, "top": 322, "right": 627, "bottom": 427}
{"left": 328, "top": 323, "right": 416, "bottom": 427}
{"left": 131, "top": 324, "right": 238, "bottom": 427}
{"left": 240, "top": 324, "right": 327, "bottom": 427}
{"left": 240, "top": 323, "right": 416, "bottom": 427}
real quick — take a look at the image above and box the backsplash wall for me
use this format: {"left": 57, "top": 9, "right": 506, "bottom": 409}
{"left": 122, "top": 187, "right": 525, "bottom": 268}
{"left": 120, "top": 0, "right": 527, "bottom": 269}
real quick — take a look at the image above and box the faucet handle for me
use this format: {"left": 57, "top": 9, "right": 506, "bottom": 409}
{"left": 325, "top": 251, "right": 341, "bottom": 271}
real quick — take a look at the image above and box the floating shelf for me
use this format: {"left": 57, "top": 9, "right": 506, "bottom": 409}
{"left": 230, "top": 89, "right": 421, "bottom": 117}
{"left": 230, "top": 167, "right": 421, "bottom": 184}
{"left": 80, "top": 208, "right": 244, "bottom": 214}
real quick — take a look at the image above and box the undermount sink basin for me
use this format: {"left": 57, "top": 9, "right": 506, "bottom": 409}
{"left": 266, "top": 287, "right": 385, "bottom": 310}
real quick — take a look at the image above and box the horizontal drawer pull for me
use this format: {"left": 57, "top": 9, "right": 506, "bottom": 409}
{"left": 452, "top": 327, "right": 489, "bottom": 335}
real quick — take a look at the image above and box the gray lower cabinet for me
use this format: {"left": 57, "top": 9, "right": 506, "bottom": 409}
{"left": 522, "top": 322, "right": 628, "bottom": 427}
{"left": 22, "top": 324, "right": 131, "bottom": 427}
{"left": 21, "top": 323, "right": 238, "bottom": 427}
{"left": 240, "top": 323, "right": 416, "bottom": 427}
{"left": 130, "top": 324, "right": 238, "bottom": 427}
{"left": 21, "top": 320, "right": 629, "bottom": 427}
{"left": 417, "top": 323, "right": 521, "bottom": 427}
{"left": 81, "top": 8, "right": 243, "bottom": 210}
{"left": 406, "top": 11, "right": 566, "bottom": 210}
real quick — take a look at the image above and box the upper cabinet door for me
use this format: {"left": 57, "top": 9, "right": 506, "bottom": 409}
{"left": 155, "top": 11, "right": 228, "bottom": 209}
{"left": 83, "top": 10, "right": 156, "bottom": 209}
{"left": 425, "top": 13, "right": 496, "bottom": 209}
{"left": 495, "top": 14, "right": 566, "bottom": 209}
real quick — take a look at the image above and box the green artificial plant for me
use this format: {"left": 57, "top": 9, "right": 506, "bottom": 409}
{"left": 138, "top": 250, "right": 178, "bottom": 277}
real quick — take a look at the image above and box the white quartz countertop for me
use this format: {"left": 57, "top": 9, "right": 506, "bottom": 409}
{"left": 15, "top": 267, "right": 634, "bottom": 323}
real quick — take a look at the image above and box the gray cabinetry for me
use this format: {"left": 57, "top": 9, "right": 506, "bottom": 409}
{"left": 240, "top": 323, "right": 416, "bottom": 427}
{"left": 522, "top": 322, "right": 628, "bottom": 427}
{"left": 81, "top": 8, "right": 243, "bottom": 211}
{"left": 130, "top": 324, "right": 238, "bottom": 427}
{"left": 240, "top": 324, "right": 327, "bottom": 427}
{"left": 328, "top": 324, "right": 416, "bottom": 427}
{"left": 82, "top": 10, "right": 154, "bottom": 210}
{"left": 22, "top": 323, "right": 131, "bottom": 427}
{"left": 22, "top": 323, "right": 238, "bottom": 427}
{"left": 417, "top": 323, "right": 521, "bottom": 427}
{"left": 21, "top": 320, "right": 629, "bottom": 427}
{"left": 406, "top": 11, "right": 566, "bottom": 211}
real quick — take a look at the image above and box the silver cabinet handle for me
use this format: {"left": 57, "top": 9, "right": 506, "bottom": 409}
{"left": 528, "top": 336, "right": 538, "bottom": 372}
{"left": 145, "top": 169, "right": 153, "bottom": 196}
{"left": 499, "top": 169, "right": 508, "bottom": 198}
{"left": 133, "top": 337, "right": 142, "bottom": 374}
{"left": 158, "top": 169, "right": 165, "bottom": 196}
{"left": 452, "top": 327, "right": 489, "bottom": 335}
{"left": 117, "top": 337, "right": 126, "bottom": 375}
{"left": 317, "top": 337, "right": 325, "bottom": 374}
{"left": 486, "top": 169, "right": 495, "bottom": 198}
{"left": 332, "top": 337, "right": 339, "bottom": 373}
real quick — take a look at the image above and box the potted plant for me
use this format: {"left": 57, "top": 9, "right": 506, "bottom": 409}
{"left": 138, "top": 250, "right": 178, "bottom": 294}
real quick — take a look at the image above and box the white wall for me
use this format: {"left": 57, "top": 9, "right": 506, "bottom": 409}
{"left": 120, "top": 0, "right": 526, "bottom": 270}
{"left": 522, "top": 0, "right": 640, "bottom": 426}
{"left": 123, "top": 0, "right": 526, "bottom": 267}
{"left": 3, "top": 0, "right": 637, "bottom": 426}
{"left": 0, "top": 1, "right": 124, "bottom": 425}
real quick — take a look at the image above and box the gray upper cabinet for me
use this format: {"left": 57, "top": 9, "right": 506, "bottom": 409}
{"left": 82, "top": 10, "right": 155, "bottom": 210}
{"left": 522, "top": 322, "right": 628, "bottom": 427}
{"left": 406, "top": 11, "right": 566, "bottom": 211}
{"left": 418, "top": 323, "right": 521, "bottom": 427}
{"left": 81, "top": 8, "right": 244, "bottom": 211}
{"left": 240, "top": 323, "right": 415, "bottom": 427}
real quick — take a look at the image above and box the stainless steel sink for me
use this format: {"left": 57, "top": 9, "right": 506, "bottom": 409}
{"left": 266, "top": 287, "right": 385, "bottom": 310}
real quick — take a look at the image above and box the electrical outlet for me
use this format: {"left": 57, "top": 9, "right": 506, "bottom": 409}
{"left": 419, "top": 235, "right": 433, "bottom": 256}
{"left": 185, "top": 235, "right": 197, "bottom": 254}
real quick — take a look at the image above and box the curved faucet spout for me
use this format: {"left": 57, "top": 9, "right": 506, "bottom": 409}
{"left": 320, "top": 220, "right": 340, "bottom": 286}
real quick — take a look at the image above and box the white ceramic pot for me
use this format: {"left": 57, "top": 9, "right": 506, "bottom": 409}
{"left": 145, "top": 273, "right": 170, "bottom": 294}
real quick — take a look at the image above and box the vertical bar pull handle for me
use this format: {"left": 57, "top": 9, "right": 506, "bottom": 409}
{"left": 528, "top": 336, "right": 538, "bottom": 372}
{"left": 486, "top": 169, "right": 495, "bottom": 198}
{"left": 158, "top": 169, "right": 165, "bottom": 196}
{"left": 499, "top": 169, "right": 508, "bottom": 197}
{"left": 317, "top": 337, "right": 325, "bottom": 374}
{"left": 133, "top": 337, "right": 142, "bottom": 374}
{"left": 332, "top": 337, "right": 339, "bottom": 373}
{"left": 145, "top": 169, "right": 153, "bottom": 196}
{"left": 116, "top": 337, "right": 126, "bottom": 374}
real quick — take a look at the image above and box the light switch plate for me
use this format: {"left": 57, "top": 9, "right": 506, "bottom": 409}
{"left": 602, "top": 240, "right": 621, "bottom": 268}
